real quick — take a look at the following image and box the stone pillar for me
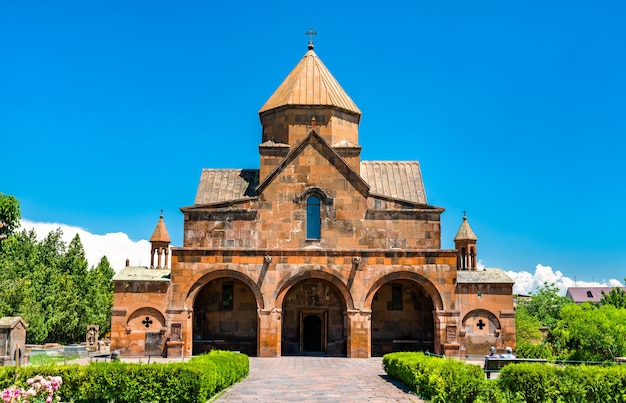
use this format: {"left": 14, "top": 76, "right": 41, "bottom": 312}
{"left": 347, "top": 309, "right": 370, "bottom": 358}
{"left": 434, "top": 310, "right": 461, "bottom": 357}
{"left": 165, "top": 323, "right": 184, "bottom": 358}
{"left": 258, "top": 309, "right": 281, "bottom": 357}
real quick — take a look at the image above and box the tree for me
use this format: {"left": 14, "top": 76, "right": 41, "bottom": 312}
{"left": 0, "top": 193, "right": 21, "bottom": 245}
{"left": 517, "top": 282, "right": 572, "bottom": 329}
{"left": 0, "top": 225, "right": 115, "bottom": 345}
{"left": 553, "top": 303, "right": 626, "bottom": 361}
{"left": 600, "top": 283, "right": 626, "bottom": 308}
{"left": 87, "top": 256, "right": 116, "bottom": 337}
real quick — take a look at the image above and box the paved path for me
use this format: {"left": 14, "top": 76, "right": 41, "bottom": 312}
{"left": 211, "top": 357, "right": 424, "bottom": 403}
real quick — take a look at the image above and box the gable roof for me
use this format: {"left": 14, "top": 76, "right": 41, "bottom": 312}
{"left": 360, "top": 161, "right": 427, "bottom": 204}
{"left": 259, "top": 49, "right": 361, "bottom": 117}
{"left": 189, "top": 144, "right": 431, "bottom": 207}
{"left": 566, "top": 287, "right": 626, "bottom": 303}
{"left": 256, "top": 130, "right": 369, "bottom": 196}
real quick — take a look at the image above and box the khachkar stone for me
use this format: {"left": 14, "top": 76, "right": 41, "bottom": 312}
{"left": 86, "top": 325, "right": 99, "bottom": 350}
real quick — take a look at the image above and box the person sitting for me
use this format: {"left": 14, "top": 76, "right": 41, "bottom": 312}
{"left": 486, "top": 346, "right": 498, "bottom": 358}
{"left": 500, "top": 346, "right": 515, "bottom": 358}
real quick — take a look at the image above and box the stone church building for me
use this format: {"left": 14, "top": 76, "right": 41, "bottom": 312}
{"left": 111, "top": 41, "right": 515, "bottom": 358}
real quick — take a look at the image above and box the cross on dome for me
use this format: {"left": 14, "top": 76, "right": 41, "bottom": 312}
{"left": 305, "top": 27, "right": 317, "bottom": 50}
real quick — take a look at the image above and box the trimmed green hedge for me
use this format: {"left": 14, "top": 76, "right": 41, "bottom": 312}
{"left": 498, "top": 362, "right": 626, "bottom": 403}
{"left": 383, "top": 352, "right": 626, "bottom": 403}
{"left": 383, "top": 352, "right": 484, "bottom": 403}
{"left": 0, "top": 350, "right": 248, "bottom": 403}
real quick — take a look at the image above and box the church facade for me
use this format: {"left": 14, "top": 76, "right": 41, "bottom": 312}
{"left": 111, "top": 42, "right": 515, "bottom": 358}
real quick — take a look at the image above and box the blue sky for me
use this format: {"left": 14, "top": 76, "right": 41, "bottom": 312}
{"left": 2, "top": 1, "right": 625, "bottom": 292}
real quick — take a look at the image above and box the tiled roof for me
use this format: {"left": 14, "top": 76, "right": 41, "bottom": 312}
{"left": 457, "top": 269, "right": 514, "bottom": 284}
{"left": 113, "top": 267, "right": 171, "bottom": 282}
{"left": 192, "top": 162, "right": 428, "bottom": 206}
{"left": 360, "top": 161, "right": 427, "bottom": 204}
{"left": 194, "top": 169, "right": 259, "bottom": 205}
{"left": 566, "top": 287, "right": 626, "bottom": 303}
{"left": 259, "top": 49, "right": 361, "bottom": 116}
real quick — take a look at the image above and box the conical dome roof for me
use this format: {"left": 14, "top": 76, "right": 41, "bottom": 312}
{"left": 150, "top": 213, "right": 171, "bottom": 243}
{"left": 259, "top": 48, "right": 361, "bottom": 116}
{"left": 454, "top": 215, "right": 477, "bottom": 241}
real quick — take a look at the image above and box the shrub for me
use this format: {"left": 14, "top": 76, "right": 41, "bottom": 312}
{"left": 516, "top": 341, "right": 553, "bottom": 359}
{"left": 383, "top": 352, "right": 484, "bottom": 403}
{"left": 384, "top": 352, "right": 626, "bottom": 403}
{"left": 0, "top": 350, "right": 248, "bottom": 403}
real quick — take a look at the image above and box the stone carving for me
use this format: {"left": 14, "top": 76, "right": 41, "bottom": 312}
{"left": 170, "top": 323, "right": 182, "bottom": 342}
{"left": 446, "top": 325, "right": 457, "bottom": 343}
{"left": 86, "top": 325, "right": 99, "bottom": 350}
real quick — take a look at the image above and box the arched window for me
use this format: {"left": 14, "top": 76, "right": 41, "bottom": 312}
{"left": 460, "top": 247, "right": 467, "bottom": 270}
{"left": 306, "top": 195, "right": 321, "bottom": 239}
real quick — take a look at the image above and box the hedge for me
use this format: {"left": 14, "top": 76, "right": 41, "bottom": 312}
{"left": 383, "top": 352, "right": 626, "bottom": 403}
{"left": 383, "top": 352, "right": 484, "bottom": 403}
{"left": 0, "top": 350, "right": 248, "bottom": 403}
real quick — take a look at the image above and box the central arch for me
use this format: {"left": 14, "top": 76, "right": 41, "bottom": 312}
{"left": 280, "top": 278, "right": 347, "bottom": 356}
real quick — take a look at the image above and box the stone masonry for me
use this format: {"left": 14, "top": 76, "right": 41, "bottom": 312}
{"left": 111, "top": 42, "right": 515, "bottom": 358}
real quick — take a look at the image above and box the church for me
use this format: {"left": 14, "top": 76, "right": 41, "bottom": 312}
{"left": 111, "top": 38, "right": 516, "bottom": 358}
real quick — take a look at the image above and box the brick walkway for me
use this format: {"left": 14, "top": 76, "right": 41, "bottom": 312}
{"left": 211, "top": 356, "right": 424, "bottom": 403}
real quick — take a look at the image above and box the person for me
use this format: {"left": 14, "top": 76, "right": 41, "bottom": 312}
{"left": 486, "top": 346, "right": 498, "bottom": 358}
{"left": 500, "top": 346, "right": 515, "bottom": 358}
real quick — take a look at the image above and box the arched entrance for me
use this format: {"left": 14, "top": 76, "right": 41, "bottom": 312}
{"left": 192, "top": 277, "right": 258, "bottom": 356}
{"left": 281, "top": 279, "right": 346, "bottom": 356}
{"left": 370, "top": 279, "right": 435, "bottom": 356}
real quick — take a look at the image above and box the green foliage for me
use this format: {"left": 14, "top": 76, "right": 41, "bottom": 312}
{"left": 516, "top": 340, "right": 554, "bottom": 359}
{"left": 498, "top": 363, "right": 564, "bottom": 403}
{"left": 383, "top": 353, "right": 626, "bottom": 403}
{"left": 0, "top": 193, "right": 21, "bottom": 240}
{"left": 0, "top": 227, "right": 115, "bottom": 344}
{"left": 0, "top": 350, "right": 249, "bottom": 403}
{"left": 601, "top": 284, "right": 626, "bottom": 309}
{"left": 498, "top": 362, "right": 626, "bottom": 403}
{"left": 192, "top": 349, "right": 249, "bottom": 392}
{"left": 383, "top": 352, "right": 484, "bottom": 403}
{"left": 517, "top": 282, "right": 573, "bottom": 329}
{"left": 553, "top": 303, "right": 626, "bottom": 361}
{"left": 515, "top": 309, "right": 543, "bottom": 345}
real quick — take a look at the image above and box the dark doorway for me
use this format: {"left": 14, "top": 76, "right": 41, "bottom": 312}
{"left": 282, "top": 279, "right": 347, "bottom": 356}
{"left": 302, "top": 315, "right": 323, "bottom": 352}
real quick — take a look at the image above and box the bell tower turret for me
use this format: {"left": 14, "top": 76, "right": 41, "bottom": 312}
{"left": 454, "top": 213, "right": 478, "bottom": 270}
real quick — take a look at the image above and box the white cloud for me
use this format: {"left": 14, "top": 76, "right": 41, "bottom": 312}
{"left": 20, "top": 219, "right": 151, "bottom": 271}
{"left": 506, "top": 264, "right": 624, "bottom": 296}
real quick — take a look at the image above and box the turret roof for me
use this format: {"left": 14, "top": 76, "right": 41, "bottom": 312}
{"left": 454, "top": 215, "right": 477, "bottom": 241}
{"left": 259, "top": 48, "right": 361, "bottom": 116}
{"left": 149, "top": 213, "right": 171, "bottom": 243}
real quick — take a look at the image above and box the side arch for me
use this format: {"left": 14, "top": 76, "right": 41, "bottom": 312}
{"left": 184, "top": 269, "right": 265, "bottom": 310}
{"left": 462, "top": 309, "right": 502, "bottom": 330}
{"left": 461, "top": 309, "right": 502, "bottom": 357}
{"left": 127, "top": 307, "right": 166, "bottom": 329}
{"left": 363, "top": 271, "right": 444, "bottom": 311}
